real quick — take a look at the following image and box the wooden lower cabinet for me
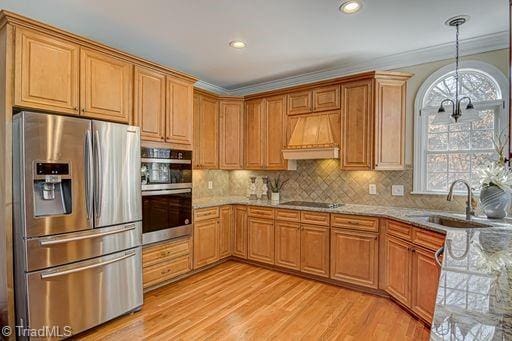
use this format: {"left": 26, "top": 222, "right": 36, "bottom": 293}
{"left": 219, "top": 206, "right": 233, "bottom": 258}
{"left": 274, "top": 221, "right": 301, "bottom": 270}
{"left": 142, "top": 237, "right": 192, "bottom": 289}
{"left": 411, "top": 246, "right": 441, "bottom": 322}
{"left": 193, "top": 218, "right": 219, "bottom": 269}
{"left": 330, "top": 228, "right": 379, "bottom": 288}
{"left": 300, "top": 224, "right": 329, "bottom": 278}
{"left": 384, "top": 234, "right": 412, "bottom": 306}
{"left": 233, "top": 206, "right": 248, "bottom": 258}
{"left": 247, "top": 217, "right": 275, "bottom": 264}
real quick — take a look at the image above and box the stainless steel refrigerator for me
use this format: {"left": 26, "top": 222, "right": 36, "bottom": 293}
{"left": 13, "top": 111, "right": 143, "bottom": 338}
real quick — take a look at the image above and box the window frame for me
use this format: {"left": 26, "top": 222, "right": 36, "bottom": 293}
{"left": 413, "top": 61, "right": 509, "bottom": 195}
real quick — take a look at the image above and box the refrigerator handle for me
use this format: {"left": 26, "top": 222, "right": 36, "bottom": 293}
{"left": 94, "top": 130, "right": 102, "bottom": 220}
{"left": 84, "top": 130, "right": 93, "bottom": 222}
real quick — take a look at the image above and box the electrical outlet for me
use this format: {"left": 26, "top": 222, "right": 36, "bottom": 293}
{"left": 208, "top": 181, "right": 213, "bottom": 190}
{"left": 391, "top": 185, "right": 404, "bottom": 196}
{"left": 369, "top": 184, "right": 377, "bottom": 195}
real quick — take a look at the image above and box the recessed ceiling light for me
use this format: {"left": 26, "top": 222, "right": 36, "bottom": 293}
{"left": 229, "top": 40, "right": 247, "bottom": 49}
{"left": 339, "top": 0, "right": 362, "bottom": 14}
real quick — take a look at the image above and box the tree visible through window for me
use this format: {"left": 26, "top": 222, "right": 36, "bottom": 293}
{"left": 417, "top": 67, "right": 506, "bottom": 193}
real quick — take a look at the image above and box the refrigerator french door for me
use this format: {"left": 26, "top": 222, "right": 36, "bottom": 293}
{"left": 13, "top": 112, "right": 143, "bottom": 339}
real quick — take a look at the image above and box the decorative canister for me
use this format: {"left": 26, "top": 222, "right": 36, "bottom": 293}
{"left": 480, "top": 185, "right": 511, "bottom": 219}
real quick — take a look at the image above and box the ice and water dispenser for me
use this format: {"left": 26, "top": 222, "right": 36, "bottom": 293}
{"left": 33, "top": 162, "right": 72, "bottom": 217}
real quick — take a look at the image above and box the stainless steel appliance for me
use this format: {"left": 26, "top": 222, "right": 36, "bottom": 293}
{"left": 13, "top": 112, "right": 143, "bottom": 339}
{"left": 281, "top": 201, "right": 344, "bottom": 209}
{"left": 141, "top": 145, "right": 192, "bottom": 245}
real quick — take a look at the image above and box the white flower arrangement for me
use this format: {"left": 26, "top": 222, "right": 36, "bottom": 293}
{"left": 478, "top": 163, "right": 512, "bottom": 192}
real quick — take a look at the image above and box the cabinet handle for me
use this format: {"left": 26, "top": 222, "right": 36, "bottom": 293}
{"left": 348, "top": 221, "right": 360, "bottom": 225}
{"left": 435, "top": 246, "right": 444, "bottom": 268}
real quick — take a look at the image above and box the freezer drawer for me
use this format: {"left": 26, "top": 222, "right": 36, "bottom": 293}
{"left": 26, "top": 222, "right": 142, "bottom": 271}
{"left": 26, "top": 248, "right": 143, "bottom": 337}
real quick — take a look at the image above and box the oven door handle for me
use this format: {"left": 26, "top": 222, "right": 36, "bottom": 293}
{"left": 142, "top": 189, "right": 192, "bottom": 196}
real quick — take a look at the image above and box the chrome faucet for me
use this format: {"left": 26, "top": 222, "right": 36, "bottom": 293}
{"left": 447, "top": 179, "right": 474, "bottom": 220}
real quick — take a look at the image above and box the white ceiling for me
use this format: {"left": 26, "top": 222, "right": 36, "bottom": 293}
{"left": 0, "top": 0, "right": 508, "bottom": 91}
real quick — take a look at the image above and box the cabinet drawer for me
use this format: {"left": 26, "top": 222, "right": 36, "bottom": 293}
{"left": 194, "top": 207, "right": 220, "bottom": 222}
{"left": 287, "top": 91, "right": 312, "bottom": 115}
{"left": 248, "top": 206, "right": 275, "bottom": 219}
{"left": 331, "top": 214, "right": 379, "bottom": 232}
{"left": 301, "top": 211, "right": 330, "bottom": 226}
{"left": 386, "top": 219, "right": 412, "bottom": 242}
{"left": 275, "top": 209, "right": 301, "bottom": 222}
{"left": 143, "top": 237, "right": 191, "bottom": 268}
{"left": 413, "top": 228, "right": 445, "bottom": 252}
{"left": 143, "top": 255, "right": 191, "bottom": 289}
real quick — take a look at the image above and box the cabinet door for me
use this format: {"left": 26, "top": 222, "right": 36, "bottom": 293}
{"left": 193, "top": 219, "right": 219, "bottom": 269}
{"left": 301, "top": 224, "right": 329, "bottom": 278}
{"left": 219, "top": 100, "right": 244, "bottom": 169}
{"left": 197, "top": 95, "right": 219, "bottom": 168}
{"left": 340, "top": 79, "right": 373, "bottom": 170}
{"left": 15, "top": 28, "right": 79, "bottom": 115}
{"left": 193, "top": 93, "right": 201, "bottom": 168}
{"left": 233, "top": 206, "right": 248, "bottom": 258}
{"left": 265, "top": 95, "right": 287, "bottom": 170}
{"left": 219, "top": 206, "right": 233, "bottom": 259}
{"left": 330, "top": 229, "right": 379, "bottom": 288}
{"left": 374, "top": 78, "right": 406, "bottom": 170}
{"left": 313, "top": 85, "right": 340, "bottom": 112}
{"left": 287, "top": 91, "right": 312, "bottom": 115}
{"left": 244, "top": 99, "right": 265, "bottom": 169}
{"left": 247, "top": 217, "right": 275, "bottom": 264}
{"left": 134, "top": 66, "right": 166, "bottom": 142}
{"left": 411, "top": 247, "right": 440, "bottom": 322}
{"left": 80, "top": 48, "right": 133, "bottom": 123}
{"left": 275, "top": 221, "right": 301, "bottom": 270}
{"left": 166, "top": 76, "right": 194, "bottom": 148}
{"left": 384, "top": 235, "right": 412, "bottom": 306}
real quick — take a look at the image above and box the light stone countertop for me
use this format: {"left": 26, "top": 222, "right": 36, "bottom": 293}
{"left": 193, "top": 196, "right": 512, "bottom": 340}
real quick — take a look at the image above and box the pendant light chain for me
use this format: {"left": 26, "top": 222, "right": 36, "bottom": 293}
{"left": 455, "top": 22, "right": 460, "bottom": 106}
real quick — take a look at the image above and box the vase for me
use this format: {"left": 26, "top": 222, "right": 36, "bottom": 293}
{"left": 480, "top": 185, "right": 511, "bottom": 219}
{"left": 271, "top": 192, "right": 280, "bottom": 205}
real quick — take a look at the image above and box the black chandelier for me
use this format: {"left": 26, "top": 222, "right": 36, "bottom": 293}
{"left": 434, "top": 16, "right": 479, "bottom": 124}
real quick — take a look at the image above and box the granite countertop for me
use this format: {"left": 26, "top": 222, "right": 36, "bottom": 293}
{"left": 194, "top": 196, "right": 512, "bottom": 340}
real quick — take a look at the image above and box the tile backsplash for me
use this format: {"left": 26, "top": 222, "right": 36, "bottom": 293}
{"left": 193, "top": 159, "right": 467, "bottom": 212}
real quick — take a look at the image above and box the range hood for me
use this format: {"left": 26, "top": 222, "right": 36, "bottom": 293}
{"left": 282, "top": 114, "right": 339, "bottom": 160}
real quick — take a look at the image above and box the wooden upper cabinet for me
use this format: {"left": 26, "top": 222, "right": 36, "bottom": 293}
{"left": 340, "top": 79, "right": 373, "bottom": 170}
{"left": 166, "top": 76, "right": 194, "bottom": 148}
{"left": 80, "top": 48, "right": 133, "bottom": 123}
{"left": 300, "top": 224, "right": 329, "bottom": 278}
{"left": 219, "top": 206, "right": 233, "bottom": 259}
{"left": 287, "top": 91, "right": 312, "bottom": 115}
{"left": 244, "top": 99, "right": 265, "bottom": 169}
{"left": 196, "top": 94, "right": 219, "bottom": 168}
{"left": 193, "top": 218, "right": 219, "bottom": 269}
{"left": 15, "top": 28, "right": 79, "bottom": 115}
{"left": 134, "top": 66, "right": 166, "bottom": 141}
{"left": 247, "top": 217, "right": 275, "bottom": 265}
{"left": 384, "top": 235, "right": 412, "bottom": 306}
{"left": 411, "top": 247, "right": 441, "bottom": 322}
{"left": 275, "top": 221, "right": 301, "bottom": 270}
{"left": 331, "top": 228, "right": 379, "bottom": 288}
{"left": 219, "top": 100, "right": 244, "bottom": 170}
{"left": 265, "top": 95, "right": 287, "bottom": 170}
{"left": 374, "top": 78, "right": 407, "bottom": 170}
{"left": 233, "top": 206, "right": 248, "bottom": 258}
{"left": 312, "top": 85, "right": 340, "bottom": 112}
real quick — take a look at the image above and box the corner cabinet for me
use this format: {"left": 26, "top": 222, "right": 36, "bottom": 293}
{"left": 166, "top": 77, "right": 194, "bottom": 148}
{"left": 247, "top": 217, "right": 275, "bottom": 264}
{"left": 193, "top": 92, "right": 219, "bottom": 169}
{"left": 233, "top": 206, "right": 248, "bottom": 258}
{"left": 219, "top": 100, "right": 244, "bottom": 169}
{"left": 340, "top": 72, "right": 411, "bottom": 171}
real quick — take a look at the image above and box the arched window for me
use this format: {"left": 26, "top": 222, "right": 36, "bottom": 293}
{"left": 413, "top": 61, "right": 509, "bottom": 194}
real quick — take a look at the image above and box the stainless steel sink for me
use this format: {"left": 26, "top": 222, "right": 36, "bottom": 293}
{"left": 408, "top": 214, "right": 492, "bottom": 228}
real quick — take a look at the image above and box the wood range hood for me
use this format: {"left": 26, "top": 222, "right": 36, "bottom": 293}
{"left": 282, "top": 113, "right": 339, "bottom": 160}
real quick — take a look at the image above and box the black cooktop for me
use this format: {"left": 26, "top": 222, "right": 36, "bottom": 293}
{"left": 280, "top": 201, "right": 344, "bottom": 209}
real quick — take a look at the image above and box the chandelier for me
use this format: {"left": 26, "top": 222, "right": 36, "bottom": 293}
{"left": 433, "top": 15, "right": 480, "bottom": 125}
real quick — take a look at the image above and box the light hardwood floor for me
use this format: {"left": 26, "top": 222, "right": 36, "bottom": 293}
{"left": 78, "top": 261, "right": 430, "bottom": 341}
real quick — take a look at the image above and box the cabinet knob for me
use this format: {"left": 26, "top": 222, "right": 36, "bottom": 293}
{"left": 73, "top": 107, "right": 78, "bottom": 111}
{"left": 82, "top": 108, "right": 85, "bottom": 112}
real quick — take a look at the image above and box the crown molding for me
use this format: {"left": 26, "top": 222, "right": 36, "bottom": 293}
{"left": 194, "top": 31, "right": 509, "bottom": 97}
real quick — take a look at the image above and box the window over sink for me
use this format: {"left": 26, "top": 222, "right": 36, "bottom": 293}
{"left": 413, "top": 61, "right": 509, "bottom": 194}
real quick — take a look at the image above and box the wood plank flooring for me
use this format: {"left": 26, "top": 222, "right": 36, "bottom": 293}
{"left": 78, "top": 261, "right": 430, "bottom": 341}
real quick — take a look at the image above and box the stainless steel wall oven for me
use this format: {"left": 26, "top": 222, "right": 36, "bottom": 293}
{"left": 141, "top": 145, "right": 192, "bottom": 245}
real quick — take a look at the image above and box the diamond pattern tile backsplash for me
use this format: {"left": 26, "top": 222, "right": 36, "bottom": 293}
{"left": 194, "top": 159, "right": 468, "bottom": 212}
